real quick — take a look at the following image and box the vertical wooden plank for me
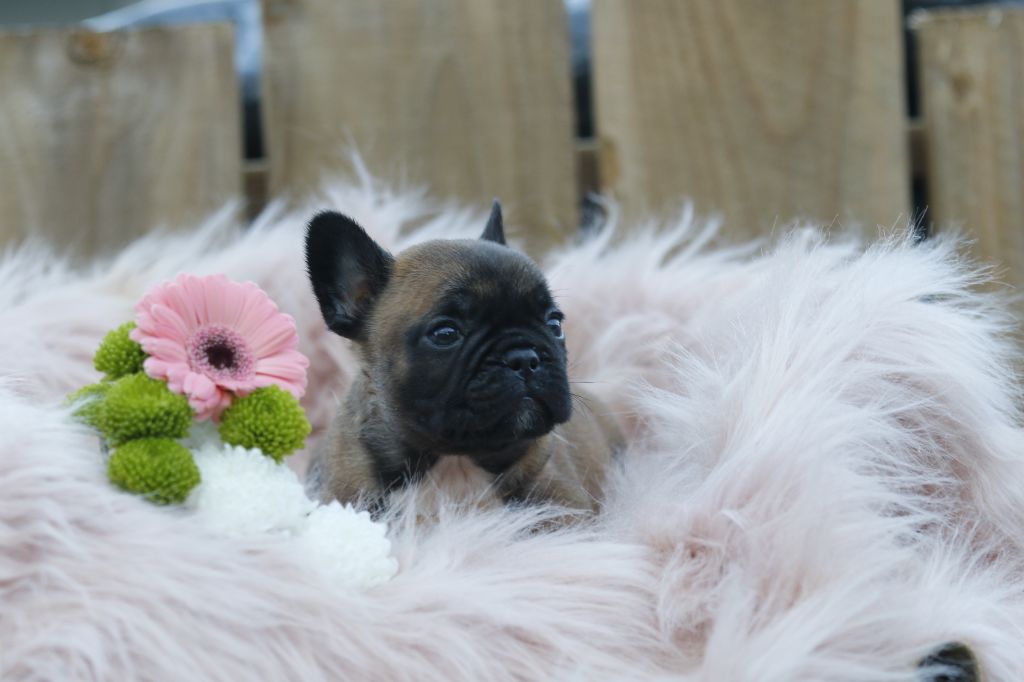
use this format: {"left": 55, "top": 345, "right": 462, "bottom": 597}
{"left": 0, "top": 24, "right": 241, "bottom": 258}
{"left": 262, "top": 0, "right": 577, "bottom": 255}
{"left": 916, "top": 9, "right": 1024, "bottom": 318}
{"left": 592, "top": 0, "right": 911, "bottom": 239}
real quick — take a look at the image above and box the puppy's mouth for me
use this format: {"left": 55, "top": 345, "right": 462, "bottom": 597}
{"left": 515, "top": 395, "right": 554, "bottom": 432}
{"left": 423, "top": 390, "right": 561, "bottom": 456}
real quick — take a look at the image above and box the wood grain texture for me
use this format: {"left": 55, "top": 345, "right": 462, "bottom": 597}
{"left": 592, "top": 0, "right": 911, "bottom": 239}
{"left": 0, "top": 24, "right": 241, "bottom": 258}
{"left": 261, "top": 0, "right": 577, "bottom": 255}
{"left": 916, "top": 9, "right": 1024, "bottom": 317}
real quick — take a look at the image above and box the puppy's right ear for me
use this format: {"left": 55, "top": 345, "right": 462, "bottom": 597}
{"left": 305, "top": 211, "right": 394, "bottom": 339}
{"left": 480, "top": 199, "right": 506, "bottom": 245}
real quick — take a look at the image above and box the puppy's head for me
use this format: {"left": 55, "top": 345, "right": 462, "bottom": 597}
{"left": 306, "top": 202, "right": 572, "bottom": 459}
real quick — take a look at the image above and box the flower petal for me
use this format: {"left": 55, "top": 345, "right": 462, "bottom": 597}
{"left": 165, "top": 276, "right": 203, "bottom": 328}
{"left": 138, "top": 337, "right": 189, "bottom": 364}
{"left": 166, "top": 365, "right": 191, "bottom": 394}
{"left": 223, "top": 289, "right": 250, "bottom": 330}
{"left": 216, "top": 376, "right": 259, "bottom": 393}
{"left": 142, "top": 356, "right": 169, "bottom": 381}
{"left": 184, "top": 372, "right": 217, "bottom": 400}
{"left": 148, "top": 303, "right": 192, "bottom": 342}
{"left": 190, "top": 386, "right": 230, "bottom": 422}
{"left": 181, "top": 275, "right": 206, "bottom": 325}
{"left": 143, "top": 358, "right": 174, "bottom": 380}
{"left": 247, "top": 314, "right": 300, "bottom": 357}
{"left": 235, "top": 291, "right": 281, "bottom": 338}
{"left": 208, "top": 390, "right": 234, "bottom": 423}
{"left": 254, "top": 350, "right": 310, "bottom": 398}
{"left": 201, "top": 274, "right": 233, "bottom": 326}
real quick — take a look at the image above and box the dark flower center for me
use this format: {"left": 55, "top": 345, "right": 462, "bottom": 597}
{"left": 186, "top": 324, "right": 255, "bottom": 381}
{"left": 205, "top": 343, "right": 236, "bottom": 370}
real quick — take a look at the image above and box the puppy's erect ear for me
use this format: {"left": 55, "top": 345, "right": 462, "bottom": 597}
{"left": 480, "top": 199, "right": 506, "bottom": 245}
{"left": 305, "top": 211, "right": 394, "bottom": 339}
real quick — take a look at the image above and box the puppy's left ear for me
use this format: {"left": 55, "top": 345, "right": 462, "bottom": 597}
{"left": 305, "top": 211, "right": 394, "bottom": 339}
{"left": 480, "top": 199, "right": 506, "bottom": 246}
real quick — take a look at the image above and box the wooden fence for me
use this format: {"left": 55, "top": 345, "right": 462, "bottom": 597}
{"left": 0, "top": 1, "right": 1022, "bottom": 310}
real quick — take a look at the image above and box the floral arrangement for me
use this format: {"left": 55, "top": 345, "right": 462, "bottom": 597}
{"left": 69, "top": 274, "right": 397, "bottom": 589}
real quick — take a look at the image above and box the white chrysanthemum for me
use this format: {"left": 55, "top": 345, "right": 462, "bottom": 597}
{"left": 187, "top": 438, "right": 397, "bottom": 588}
{"left": 188, "top": 440, "right": 314, "bottom": 535}
{"left": 301, "top": 501, "right": 398, "bottom": 588}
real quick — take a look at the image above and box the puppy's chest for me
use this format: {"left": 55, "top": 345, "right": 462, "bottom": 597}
{"left": 414, "top": 455, "right": 502, "bottom": 512}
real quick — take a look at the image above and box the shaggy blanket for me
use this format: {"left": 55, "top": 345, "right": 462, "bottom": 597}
{"left": 2, "top": 177, "right": 1023, "bottom": 681}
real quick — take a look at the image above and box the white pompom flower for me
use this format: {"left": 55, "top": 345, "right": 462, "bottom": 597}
{"left": 187, "top": 436, "right": 397, "bottom": 589}
{"left": 302, "top": 501, "right": 398, "bottom": 588}
{"left": 189, "top": 440, "right": 314, "bottom": 535}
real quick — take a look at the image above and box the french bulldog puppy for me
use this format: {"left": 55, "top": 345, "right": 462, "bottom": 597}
{"left": 304, "top": 201, "right": 622, "bottom": 514}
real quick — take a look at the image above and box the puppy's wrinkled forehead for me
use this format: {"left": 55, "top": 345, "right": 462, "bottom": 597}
{"left": 384, "top": 239, "right": 551, "bottom": 317}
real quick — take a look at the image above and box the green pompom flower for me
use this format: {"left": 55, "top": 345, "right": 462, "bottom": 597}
{"left": 96, "top": 373, "right": 192, "bottom": 446}
{"left": 218, "top": 386, "right": 310, "bottom": 462}
{"left": 107, "top": 437, "right": 200, "bottom": 504}
{"left": 94, "top": 322, "right": 147, "bottom": 379}
{"left": 66, "top": 381, "right": 111, "bottom": 429}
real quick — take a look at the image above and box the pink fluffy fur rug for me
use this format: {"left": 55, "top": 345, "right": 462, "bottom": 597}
{"left": 2, "top": 176, "right": 1023, "bottom": 681}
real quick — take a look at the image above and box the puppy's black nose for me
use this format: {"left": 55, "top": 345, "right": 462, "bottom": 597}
{"left": 504, "top": 347, "right": 540, "bottom": 375}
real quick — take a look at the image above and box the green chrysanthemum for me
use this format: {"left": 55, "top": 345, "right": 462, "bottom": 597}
{"left": 96, "top": 373, "right": 192, "bottom": 446}
{"left": 94, "top": 322, "right": 147, "bottom": 379}
{"left": 66, "top": 381, "right": 112, "bottom": 429}
{"left": 218, "top": 385, "right": 310, "bottom": 462}
{"left": 107, "top": 437, "right": 200, "bottom": 504}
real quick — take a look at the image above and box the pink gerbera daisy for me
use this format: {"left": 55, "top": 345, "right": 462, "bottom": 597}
{"left": 131, "top": 273, "right": 309, "bottom": 421}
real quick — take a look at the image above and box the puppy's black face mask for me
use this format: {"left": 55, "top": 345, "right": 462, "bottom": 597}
{"left": 306, "top": 201, "right": 572, "bottom": 469}
{"left": 395, "top": 250, "right": 572, "bottom": 461}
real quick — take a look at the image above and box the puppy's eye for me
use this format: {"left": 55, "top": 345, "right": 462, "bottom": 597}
{"left": 427, "top": 324, "right": 461, "bottom": 347}
{"left": 546, "top": 313, "right": 565, "bottom": 339}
